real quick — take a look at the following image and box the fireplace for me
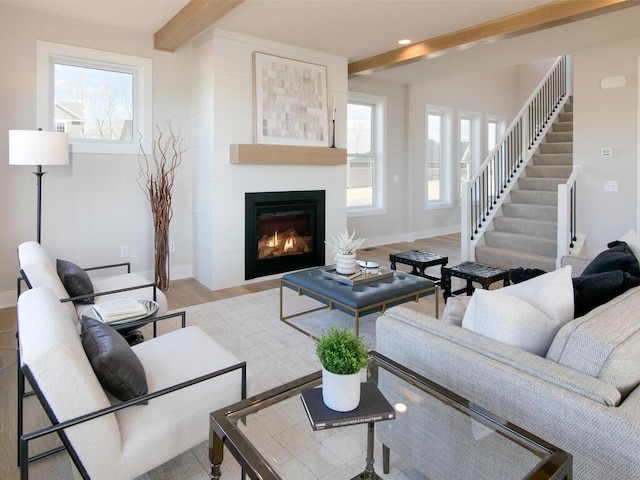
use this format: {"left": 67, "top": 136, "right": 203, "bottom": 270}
{"left": 245, "top": 190, "right": 325, "bottom": 279}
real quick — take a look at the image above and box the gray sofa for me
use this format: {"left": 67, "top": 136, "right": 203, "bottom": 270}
{"left": 375, "top": 257, "right": 640, "bottom": 479}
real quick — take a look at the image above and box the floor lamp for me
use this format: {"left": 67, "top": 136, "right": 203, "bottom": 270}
{"left": 9, "top": 130, "right": 69, "bottom": 244}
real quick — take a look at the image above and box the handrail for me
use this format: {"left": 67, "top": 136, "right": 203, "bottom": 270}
{"left": 462, "top": 55, "right": 571, "bottom": 261}
{"left": 557, "top": 165, "right": 582, "bottom": 266}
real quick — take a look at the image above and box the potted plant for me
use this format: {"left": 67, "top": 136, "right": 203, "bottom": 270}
{"left": 326, "top": 228, "right": 365, "bottom": 275}
{"left": 316, "top": 325, "right": 370, "bottom": 412}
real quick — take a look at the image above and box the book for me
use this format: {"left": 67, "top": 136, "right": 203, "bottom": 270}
{"left": 93, "top": 298, "right": 147, "bottom": 323}
{"left": 300, "top": 382, "right": 396, "bottom": 430}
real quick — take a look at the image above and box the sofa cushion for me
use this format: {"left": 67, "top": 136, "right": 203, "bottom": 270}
{"left": 81, "top": 317, "right": 148, "bottom": 401}
{"left": 462, "top": 266, "right": 574, "bottom": 355}
{"left": 57, "top": 259, "right": 95, "bottom": 304}
{"left": 547, "top": 286, "right": 640, "bottom": 398}
{"left": 582, "top": 242, "right": 640, "bottom": 277}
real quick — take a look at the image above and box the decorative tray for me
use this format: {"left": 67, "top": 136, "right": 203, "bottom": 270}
{"left": 322, "top": 266, "right": 394, "bottom": 286}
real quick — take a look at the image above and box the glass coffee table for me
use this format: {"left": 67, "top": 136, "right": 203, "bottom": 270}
{"left": 209, "top": 351, "right": 571, "bottom": 480}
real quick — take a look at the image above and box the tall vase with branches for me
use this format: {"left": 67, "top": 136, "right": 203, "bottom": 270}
{"left": 138, "top": 121, "right": 185, "bottom": 292}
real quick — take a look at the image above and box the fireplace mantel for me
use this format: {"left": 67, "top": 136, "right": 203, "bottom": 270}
{"left": 230, "top": 144, "right": 347, "bottom": 165}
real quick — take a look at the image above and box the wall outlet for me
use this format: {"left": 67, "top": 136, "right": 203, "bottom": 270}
{"left": 601, "top": 148, "right": 613, "bottom": 157}
{"left": 120, "top": 246, "right": 129, "bottom": 258}
{"left": 604, "top": 180, "right": 618, "bottom": 192}
{"left": 169, "top": 241, "right": 175, "bottom": 252}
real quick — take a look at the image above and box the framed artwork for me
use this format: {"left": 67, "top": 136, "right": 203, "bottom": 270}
{"left": 253, "top": 52, "right": 329, "bottom": 147}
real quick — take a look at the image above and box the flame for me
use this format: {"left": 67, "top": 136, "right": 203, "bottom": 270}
{"left": 267, "top": 231, "right": 278, "bottom": 247}
{"left": 283, "top": 236, "right": 295, "bottom": 252}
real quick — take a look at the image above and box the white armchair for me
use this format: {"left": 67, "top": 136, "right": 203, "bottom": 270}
{"left": 18, "top": 287, "right": 246, "bottom": 480}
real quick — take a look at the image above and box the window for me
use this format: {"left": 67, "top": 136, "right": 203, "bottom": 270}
{"left": 486, "top": 115, "right": 506, "bottom": 153}
{"left": 426, "top": 106, "right": 453, "bottom": 207}
{"left": 37, "top": 41, "right": 152, "bottom": 154}
{"left": 347, "top": 93, "right": 385, "bottom": 214}
{"left": 458, "top": 111, "right": 481, "bottom": 183}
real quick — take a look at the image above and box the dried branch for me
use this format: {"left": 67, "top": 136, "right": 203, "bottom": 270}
{"left": 137, "top": 121, "right": 185, "bottom": 291}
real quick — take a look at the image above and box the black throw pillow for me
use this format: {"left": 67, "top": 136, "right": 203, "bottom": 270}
{"left": 572, "top": 270, "right": 640, "bottom": 318}
{"left": 56, "top": 259, "right": 95, "bottom": 304}
{"left": 582, "top": 242, "right": 640, "bottom": 278}
{"left": 80, "top": 317, "right": 148, "bottom": 401}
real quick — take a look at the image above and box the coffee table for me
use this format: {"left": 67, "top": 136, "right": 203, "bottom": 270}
{"left": 280, "top": 266, "right": 438, "bottom": 337}
{"left": 209, "top": 351, "right": 571, "bottom": 480}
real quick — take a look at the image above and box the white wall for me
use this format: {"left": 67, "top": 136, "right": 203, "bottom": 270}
{"left": 191, "top": 29, "right": 348, "bottom": 290}
{"left": 348, "top": 67, "right": 520, "bottom": 245}
{"left": 0, "top": 5, "right": 193, "bottom": 306}
{"left": 573, "top": 37, "right": 640, "bottom": 256}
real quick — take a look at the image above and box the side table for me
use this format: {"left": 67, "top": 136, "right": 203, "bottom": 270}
{"left": 79, "top": 298, "right": 159, "bottom": 345}
{"left": 442, "top": 261, "right": 510, "bottom": 302}
{"left": 389, "top": 250, "right": 448, "bottom": 284}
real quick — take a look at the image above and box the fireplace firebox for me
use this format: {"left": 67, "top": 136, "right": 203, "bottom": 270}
{"left": 245, "top": 191, "right": 325, "bottom": 279}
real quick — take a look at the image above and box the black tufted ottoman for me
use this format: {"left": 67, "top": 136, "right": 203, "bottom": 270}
{"left": 281, "top": 266, "right": 438, "bottom": 337}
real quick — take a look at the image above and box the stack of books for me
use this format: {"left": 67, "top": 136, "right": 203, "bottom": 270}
{"left": 300, "top": 382, "right": 396, "bottom": 430}
{"left": 93, "top": 298, "right": 147, "bottom": 323}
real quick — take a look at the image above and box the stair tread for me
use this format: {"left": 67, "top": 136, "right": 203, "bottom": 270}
{"left": 475, "top": 245, "right": 556, "bottom": 271}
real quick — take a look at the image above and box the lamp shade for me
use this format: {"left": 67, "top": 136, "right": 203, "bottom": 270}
{"left": 9, "top": 130, "right": 69, "bottom": 166}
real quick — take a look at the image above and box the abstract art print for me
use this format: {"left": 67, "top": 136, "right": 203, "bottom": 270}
{"left": 253, "top": 52, "right": 329, "bottom": 147}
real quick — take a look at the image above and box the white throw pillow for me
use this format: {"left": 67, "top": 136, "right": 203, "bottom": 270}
{"left": 441, "top": 295, "right": 472, "bottom": 326}
{"left": 461, "top": 266, "right": 574, "bottom": 355}
{"left": 619, "top": 229, "right": 640, "bottom": 263}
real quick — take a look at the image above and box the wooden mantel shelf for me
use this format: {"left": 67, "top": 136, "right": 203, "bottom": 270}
{"left": 230, "top": 144, "right": 347, "bottom": 165}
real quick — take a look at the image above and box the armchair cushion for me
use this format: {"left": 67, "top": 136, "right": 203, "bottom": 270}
{"left": 57, "top": 259, "right": 95, "bottom": 304}
{"left": 80, "top": 317, "right": 148, "bottom": 401}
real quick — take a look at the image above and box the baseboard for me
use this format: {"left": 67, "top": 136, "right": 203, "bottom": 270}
{"left": 0, "top": 290, "right": 17, "bottom": 309}
{"left": 361, "top": 227, "right": 461, "bottom": 250}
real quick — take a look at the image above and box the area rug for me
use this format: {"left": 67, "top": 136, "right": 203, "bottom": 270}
{"left": 139, "top": 286, "right": 386, "bottom": 480}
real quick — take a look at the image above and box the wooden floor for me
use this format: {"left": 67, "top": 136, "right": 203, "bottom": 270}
{"left": 0, "top": 233, "right": 461, "bottom": 479}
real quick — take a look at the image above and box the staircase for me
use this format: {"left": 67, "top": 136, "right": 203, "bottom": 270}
{"left": 475, "top": 99, "right": 573, "bottom": 272}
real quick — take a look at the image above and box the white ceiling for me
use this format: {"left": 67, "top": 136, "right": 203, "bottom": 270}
{"left": 3, "top": 0, "right": 640, "bottom": 84}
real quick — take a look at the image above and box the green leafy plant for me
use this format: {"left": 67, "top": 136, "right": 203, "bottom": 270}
{"left": 315, "top": 326, "right": 370, "bottom": 375}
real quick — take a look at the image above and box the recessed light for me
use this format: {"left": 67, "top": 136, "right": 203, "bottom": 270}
{"left": 398, "top": 39, "right": 411, "bottom": 45}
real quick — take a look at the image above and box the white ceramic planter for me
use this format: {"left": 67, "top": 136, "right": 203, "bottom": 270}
{"left": 322, "top": 367, "right": 361, "bottom": 412}
{"left": 335, "top": 253, "right": 357, "bottom": 275}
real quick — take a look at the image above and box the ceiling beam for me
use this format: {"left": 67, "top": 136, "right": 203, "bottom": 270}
{"left": 154, "top": 0, "right": 244, "bottom": 52}
{"left": 349, "top": 0, "right": 640, "bottom": 77}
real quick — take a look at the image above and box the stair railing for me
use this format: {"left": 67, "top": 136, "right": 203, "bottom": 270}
{"left": 461, "top": 55, "right": 572, "bottom": 261}
{"left": 557, "top": 165, "right": 582, "bottom": 267}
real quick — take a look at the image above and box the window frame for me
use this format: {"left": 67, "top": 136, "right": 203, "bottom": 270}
{"left": 486, "top": 114, "right": 507, "bottom": 154}
{"left": 458, "top": 110, "right": 482, "bottom": 197}
{"left": 425, "top": 105, "right": 454, "bottom": 209}
{"left": 346, "top": 92, "right": 386, "bottom": 217}
{"left": 37, "top": 40, "right": 152, "bottom": 155}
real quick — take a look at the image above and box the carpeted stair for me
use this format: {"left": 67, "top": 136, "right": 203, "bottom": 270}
{"left": 475, "top": 99, "right": 573, "bottom": 272}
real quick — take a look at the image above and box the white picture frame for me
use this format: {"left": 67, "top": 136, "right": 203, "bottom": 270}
{"left": 253, "top": 52, "right": 329, "bottom": 147}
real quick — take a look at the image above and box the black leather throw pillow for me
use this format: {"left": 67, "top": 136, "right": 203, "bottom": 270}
{"left": 572, "top": 270, "right": 640, "bottom": 318}
{"left": 582, "top": 242, "right": 640, "bottom": 278}
{"left": 80, "top": 317, "right": 148, "bottom": 401}
{"left": 56, "top": 259, "right": 95, "bottom": 304}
